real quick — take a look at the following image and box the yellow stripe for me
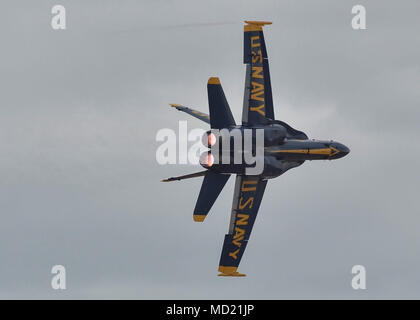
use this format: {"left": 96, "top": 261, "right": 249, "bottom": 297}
{"left": 244, "top": 21, "right": 272, "bottom": 32}
{"left": 244, "top": 24, "right": 262, "bottom": 32}
{"left": 271, "top": 149, "right": 308, "bottom": 154}
{"left": 218, "top": 266, "right": 237, "bottom": 273}
{"left": 309, "top": 148, "right": 332, "bottom": 155}
{"left": 270, "top": 147, "right": 339, "bottom": 156}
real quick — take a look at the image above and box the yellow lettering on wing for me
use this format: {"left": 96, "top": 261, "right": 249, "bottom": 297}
{"left": 232, "top": 237, "right": 244, "bottom": 247}
{"left": 252, "top": 50, "right": 262, "bottom": 64}
{"left": 251, "top": 36, "right": 260, "bottom": 48}
{"left": 234, "top": 227, "right": 245, "bottom": 239}
{"left": 250, "top": 103, "right": 265, "bottom": 116}
{"left": 236, "top": 214, "right": 249, "bottom": 226}
{"left": 232, "top": 227, "right": 245, "bottom": 247}
{"left": 251, "top": 91, "right": 264, "bottom": 102}
{"left": 241, "top": 180, "right": 258, "bottom": 191}
{"left": 252, "top": 66, "right": 263, "bottom": 79}
{"left": 239, "top": 197, "right": 254, "bottom": 210}
{"left": 251, "top": 81, "right": 264, "bottom": 93}
{"left": 229, "top": 248, "right": 240, "bottom": 260}
{"left": 251, "top": 82, "right": 264, "bottom": 102}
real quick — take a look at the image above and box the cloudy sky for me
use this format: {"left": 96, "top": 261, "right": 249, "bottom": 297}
{"left": 0, "top": 0, "right": 419, "bottom": 299}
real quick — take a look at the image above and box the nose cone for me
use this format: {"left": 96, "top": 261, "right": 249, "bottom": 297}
{"left": 330, "top": 142, "right": 350, "bottom": 159}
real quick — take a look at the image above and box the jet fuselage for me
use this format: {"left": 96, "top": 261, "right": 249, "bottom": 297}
{"left": 200, "top": 123, "right": 349, "bottom": 178}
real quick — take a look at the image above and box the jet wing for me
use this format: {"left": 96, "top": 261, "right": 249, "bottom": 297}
{"left": 169, "top": 104, "right": 210, "bottom": 124}
{"left": 242, "top": 21, "right": 274, "bottom": 125}
{"left": 218, "top": 175, "right": 267, "bottom": 276}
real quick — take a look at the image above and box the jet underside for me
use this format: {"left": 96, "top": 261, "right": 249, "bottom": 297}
{"left": 164, "top": 21, "right": 349, "bottom": 276}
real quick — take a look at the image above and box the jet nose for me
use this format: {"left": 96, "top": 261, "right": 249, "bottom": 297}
{"left": 331, "top": 142, "right": 350, "bottom": 159}
{"left": 341, "top": 144, "right": 350, "bottom": 155}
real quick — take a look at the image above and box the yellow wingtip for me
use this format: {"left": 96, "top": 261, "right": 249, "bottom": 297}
{"left": 217, "top": 266, "right": 246, "bottom": 276}
{"left": 244, "top": 20, "right": 272, "bottom": 26}
{"left": 193, "top": 214, "right": 206, "bottom": 222}
{"left": 244, "top": 20, "right": 272, "bottom": 32}
{"left": 169, "top": 103, "right": 182, "bottom": 108}
{"left": 208, "top": 77, "right": 220, "bottom": 85}
{"left": 218, "top": 272, "right": 246, "bottom": 277}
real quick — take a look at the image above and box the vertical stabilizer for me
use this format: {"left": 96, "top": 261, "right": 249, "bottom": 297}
{"left": 207, "top": 77, "right": 236, "bottom": 129}
{"left": 193, "top": 171, "right": 230, "bottom": 222}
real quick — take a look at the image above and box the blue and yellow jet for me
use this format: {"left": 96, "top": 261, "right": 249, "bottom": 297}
{"left": 163, "top": 21, "right": 349, "bottom": 276}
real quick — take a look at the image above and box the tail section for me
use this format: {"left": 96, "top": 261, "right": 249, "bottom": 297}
{"left": 207, "top": 77, "right": 236, "bottom": 129}
{"left": 243, "top": 21, "right": 271, "bottom": 64}
{"left": 193, "top": 171, "right": 230, "bottom": 222}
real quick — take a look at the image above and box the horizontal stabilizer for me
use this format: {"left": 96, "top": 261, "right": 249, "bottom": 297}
{"left": 161, "top": 171, "right": 207, "bottom": 182}
{"left": 169, "top": 104, "right": 210, "bottom": 124}
{"left": 193, "top": 171, "right": 230, "bottom": 222}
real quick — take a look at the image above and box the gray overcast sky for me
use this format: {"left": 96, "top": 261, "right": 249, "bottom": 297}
{"left": 0, "top": 0, "right": 419, "bottom": 299}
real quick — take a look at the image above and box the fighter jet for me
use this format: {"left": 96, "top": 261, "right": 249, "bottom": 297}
{"left": 163, "top": 21, "right": 349, "bottom": 276}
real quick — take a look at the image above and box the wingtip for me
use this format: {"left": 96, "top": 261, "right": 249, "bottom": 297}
{"left": 217, "top": 266, "right": 246, "bottom": 277}
{"left": 208, "top": 77, "right": 220, "bottom": 85}
{"left": 244, "top": 20, "right": 272, "bottom": 26}
{"left": 193, "top": 214, "right": 206, "bottom": 222}
{"left": 244, "top": 20, "right": 272, "bottom": 32}
{"left": 218, "top": 272, "right": 246, "bottom": 277}
{"left": 169, "top": 103, "right": 182, "bottom": 108}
